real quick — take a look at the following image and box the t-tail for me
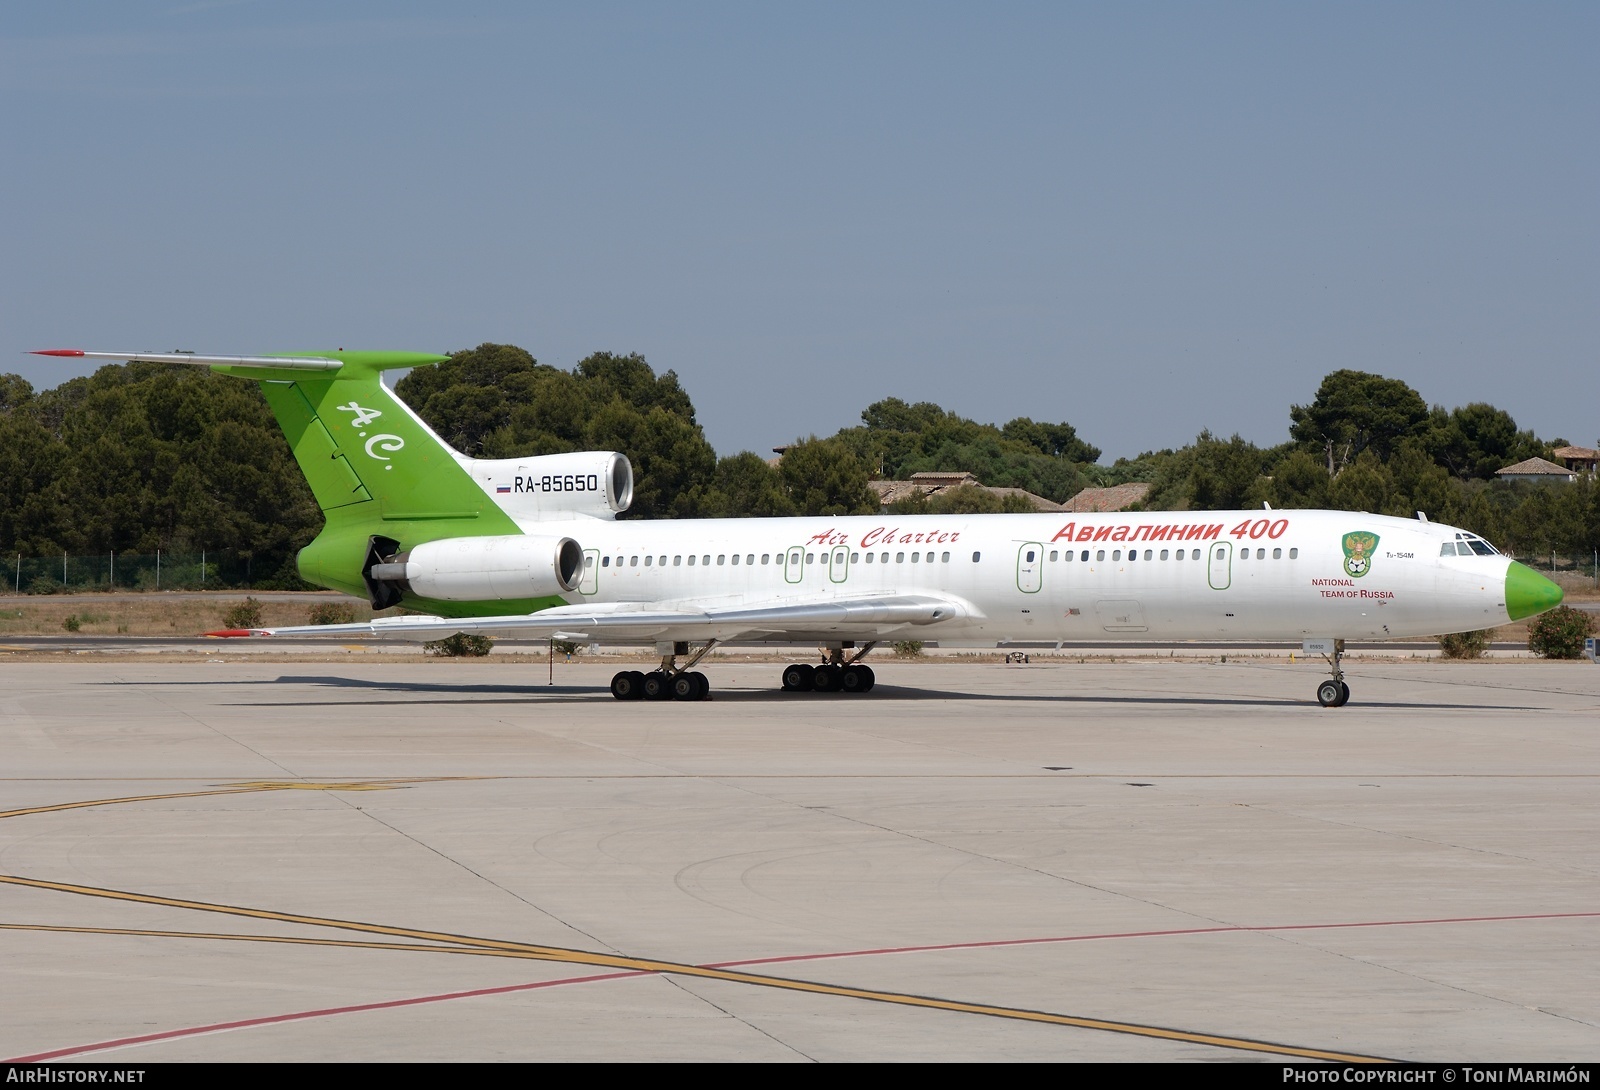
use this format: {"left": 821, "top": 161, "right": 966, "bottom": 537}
{"left": 30, "top": 350, "right": 560, "bottom": 614}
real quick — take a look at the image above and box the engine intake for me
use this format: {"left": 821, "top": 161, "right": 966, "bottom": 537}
{"left": 373, "top": 534, "right": 584, "bottom": 602}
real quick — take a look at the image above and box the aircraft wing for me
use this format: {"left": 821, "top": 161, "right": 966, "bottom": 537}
{"left": 209, "top": 594, "right": 968, "bottom": 643}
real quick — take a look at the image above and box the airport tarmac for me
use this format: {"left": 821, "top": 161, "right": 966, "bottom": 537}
{"left": 1, "top": 658, "right": 1597, "bottom": 1062}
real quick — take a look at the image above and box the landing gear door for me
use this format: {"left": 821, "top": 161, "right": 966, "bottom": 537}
{"left": 579, "top": 549, "right": 600, "bottom": 595}
{"left": 1016, "top": 542, "right": 1043, "bottom": 594}
{"left": 1208, "top": 541, "right": 1232, "bottom": 590}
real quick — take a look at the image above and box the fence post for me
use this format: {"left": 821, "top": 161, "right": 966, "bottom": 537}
{"left": 110, "top": 550, "right": 114, "bottom": 588}
{"left": 201, "top": 550, "right": 206, "bottom": 586}
{"left": 13, "top": 554, "right": 18, "bottom": 594}
{"left": 62, "top": 553, "right": 66, "bottom": 587}
{"left": 156, "top": 549, "right": 161, "bottom": 591}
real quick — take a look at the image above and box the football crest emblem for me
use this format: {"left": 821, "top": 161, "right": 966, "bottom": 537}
{"left": 1341, "top": 531, "right": 1379, "bottom": 578}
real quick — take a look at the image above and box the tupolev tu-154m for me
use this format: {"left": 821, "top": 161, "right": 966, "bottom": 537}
{"left": 36, "top": 349, "right": 1566, "bottom": 706}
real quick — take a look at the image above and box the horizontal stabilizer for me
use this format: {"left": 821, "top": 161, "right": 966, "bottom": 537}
{"left": 33, "top": 350, "right": 343, "bottom": 372}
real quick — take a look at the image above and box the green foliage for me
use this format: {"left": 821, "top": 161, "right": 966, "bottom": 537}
{"left": 1185, "top": 431, "right": 1270, "bottom": 511}
{"left": 1425, "top": 403, "right": 1546, "bottom": 481}
{"left": 62, "top": 614, "right": 80, "bottom": 632}
{"left": 425, "top": 632, "right": 495, "bottom": 657}
{"left": 223, "top": 597, "right": 263, "bottom": 630}
{"left": 1525, "top": 606, "right": 1594, "bottom": 660}
{"left": 1290, "top": 370, "right": 1429, "bottom": 474}
{"left": 0, "top": 363, "right": 318, "bottom": 581}
{"left": 886, "top": 484, "right": 1039, "bottom": 515}
{"left": 1438, "top": 629, "right": 1492, "bottom": 659}
{"left": 394, "top": 345, "right": 716, "bottom": 519}
{"left": 552, "top": 639, "right": 580, "bottom": 657}
{"left": 831, "top": 398, "right": 1096, "bottom": 503}
{"left": 701, "top": 452, "right": 797, "bottom": 518}
{"left": 307, "top": 602, "right": 357, "bottom": 625}
{"left": 892, "top": 640, "right": 924, "bottom": 658}
{"left": 777, "top": 437, "right": 879, "bottom": 517}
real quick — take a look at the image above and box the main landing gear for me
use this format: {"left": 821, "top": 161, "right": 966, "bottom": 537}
{"left": 1314, "top": 639, "right": 1351, "bottom": 708}
{"left": 781, "top": 644, "right": 876, "bottom": 695}
{"left": 611, "top": 640, "right": 715, "bottom": 702}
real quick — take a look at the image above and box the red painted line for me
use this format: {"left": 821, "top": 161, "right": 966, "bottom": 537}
{"left": 7, "top": 969, "right": 647, "bottom": 1062}
{"left": 30, "top": 349, "right": 84, "bottom": 357}
{"left": 706, "top": 910, "right": 1600, "bottom": 969}
{"left": 12, "top": 909, "right": 1597, "bottom": 1062}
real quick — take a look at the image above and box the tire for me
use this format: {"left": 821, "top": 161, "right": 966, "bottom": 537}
{"left": 610, "top": 671, "right": 644, "bottom": 700}
{"left": 781, "top": 664, "right": 814, "bottom": 692}
{"left": 1316, "top": 679, "right": 1342, "bottom": 707}
{"left": 1335, "top": 680, "right": 1350, "bottom": 707}
{"left": 672, "top": 672, "right": 701, "bottom": 701}
{"left": 643, "top": 671, "right": 673, "bottom": 701}
{"left": 857, "top": 665, "right": 875, "bottom": 692}
{"left": 840, "top": 665, "right": 870, "bottom": 693}
{"left": 689, "top": 671, "right": 709, "bottom": 700}
{"left": 812, "top": 665, "right": 841, "bottom": 692}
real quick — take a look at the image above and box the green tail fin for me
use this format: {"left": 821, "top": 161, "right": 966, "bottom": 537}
{"left": 215, "top": 352, "right": 522, "bottom": 596}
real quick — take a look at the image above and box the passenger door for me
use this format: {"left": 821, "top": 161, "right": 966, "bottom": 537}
{"left": 1016, "top": 542, "right": 1043, "bottom": 594}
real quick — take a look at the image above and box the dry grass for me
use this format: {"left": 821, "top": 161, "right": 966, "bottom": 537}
{"left": 0, "top": 593, "right": 377, "bottom": 637}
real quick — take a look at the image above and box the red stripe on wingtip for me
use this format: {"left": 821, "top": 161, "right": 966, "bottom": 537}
{"left": 32, "top": 349, "right": 85, "bottom": 357}
{"left": 204, "top": 629, "right": 265, "bottom": 638}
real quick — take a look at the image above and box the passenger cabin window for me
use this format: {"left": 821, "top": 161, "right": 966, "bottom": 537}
{"left": 687, "top": 555, "right": 696, "bottom": 565}
{"left": 1289, "top": 548, "right": 1298, "bottom": 559}
{"left": 941, "top": 552, "right": 950, "bottom": 562}
{"left": 1081, "top": 551, "right": 1089, "bottom": 562}
{"left": 761, "top": 554, "right": 770, "bottom": 564}
{"left": 602, "top": 556, "right": 610, "bottom": 567}
{"left": 1112, "top": 550, "right": 1122, "bottom": 561}
{"left": 1272, "top": 548, "right": 1281, "bottom": 559}
{"left": 1049, "top": 550, "right": 1058, "bottom": 561}
{"left": 896, "top": 552, "right": 905, "bottom": 563}
{"left": 747, "top": 554, "right": 755, "bottom": 565}
{"left": 1096, "top": 550, "right": 1105, "bottom": 561}
{"left": 971, "top": 551, "right": 981, "bottom": 562}
{"left": 644, "top": 556, "right": 653, "bottom": 566}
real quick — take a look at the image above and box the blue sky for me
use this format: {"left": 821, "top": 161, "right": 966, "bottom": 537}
{"left": 3, "top": 3, "right": 1595, "bottom": 461}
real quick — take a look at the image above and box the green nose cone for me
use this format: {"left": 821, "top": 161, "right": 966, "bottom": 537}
{"left": 1505, "top": 562, "right": 1564, "bottom": 621}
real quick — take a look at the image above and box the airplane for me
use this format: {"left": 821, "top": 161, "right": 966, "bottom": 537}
{"left": 34, "top": 349, "right": 1566, "bottom": 707}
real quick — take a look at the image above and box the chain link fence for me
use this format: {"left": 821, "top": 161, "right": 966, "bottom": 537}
{"left": 5, "top": 552, "right": 269, "bottom": 594}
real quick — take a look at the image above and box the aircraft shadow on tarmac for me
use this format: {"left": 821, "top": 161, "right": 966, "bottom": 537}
{"left": 115, "top": 675, "right": 1518, "bottom": 711}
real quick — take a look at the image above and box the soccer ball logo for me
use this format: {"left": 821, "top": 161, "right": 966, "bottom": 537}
{"left": 1342, "top": 532, "right": 1379, "bottom": 579}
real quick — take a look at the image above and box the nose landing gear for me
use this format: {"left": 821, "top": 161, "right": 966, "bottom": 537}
{"left": 1310, "top": 639, "right": 1350, "bottom": 707}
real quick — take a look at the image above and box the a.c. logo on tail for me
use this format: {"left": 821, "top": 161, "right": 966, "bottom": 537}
{"left": 334, "top": 402, "right": 405, "bottom": 463}
{"left": 1341, "top": 531, "right": 1379, "bottom": 578}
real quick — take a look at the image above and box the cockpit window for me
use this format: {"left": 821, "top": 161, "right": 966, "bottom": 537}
{"left": 1467, "top": 538, "right": 1496, "bottom": 556}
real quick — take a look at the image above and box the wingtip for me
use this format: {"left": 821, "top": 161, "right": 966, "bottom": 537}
{"left": 205, "top": 629, "right": 268, "bottom": 638}
{"left": 32, "top": 349, "right": 85, "bottom": 357}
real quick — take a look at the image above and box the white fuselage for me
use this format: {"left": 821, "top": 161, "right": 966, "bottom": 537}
{"left": 522, "top": 508, "right": 1512, "bottom": 644}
